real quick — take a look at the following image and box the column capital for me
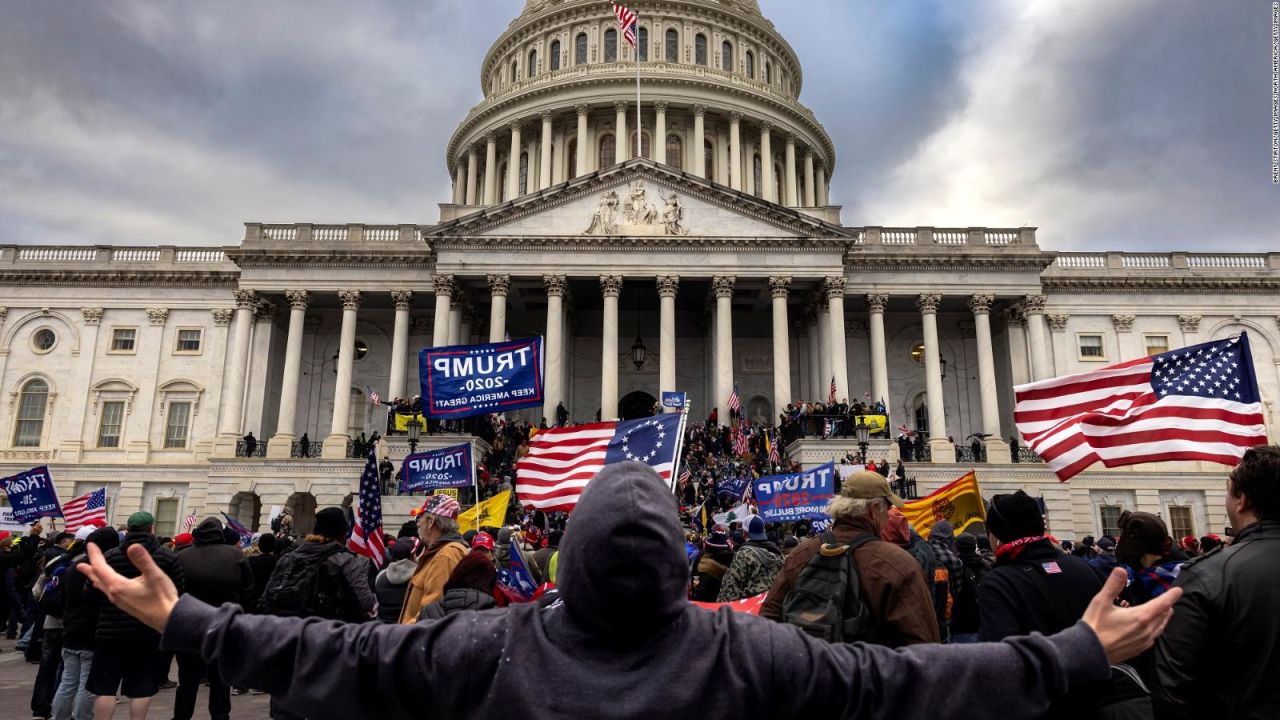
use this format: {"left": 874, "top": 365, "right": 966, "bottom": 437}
{"left": 575, "top": 103, "right": 591, "bottom": 117}
{"left": 1178, "top": 314, "right": 1202, "bottom": 332}
{"left": 508, "top": 120, "right": 523, "bottom": 133}
{"left": 692, "top": 104, "right": 708, "bottom": 117}
{"left": 769, "top": 275, "right": 792, "bottom": 299}
{"left": 656, "top": 275, "right": 680, "bottom": 298}
{"left": 253, "top": 302, "right": 276, "bottom": 323}
{"left": 543, "top": 274, "right": 568, "bottom": 297}
{"left": 540, "top": 110, "right": 554, "bottom": 123}
{"left": 1111, "top": 313, "right": 1136, "bottom": 332}
{"left": 1046, "top": 313, "right": 1070, "bottom": 332}
{"left": 712, "top": 275, "right": 736, "bottom": 298}
{"left": 759, "top": 120, "right": 773, "bottom": 134}
{"left": 337, "top": 290, "right": 362, "bottom": 310}
{"left": 487, "top": 273, "right": 512, "bottom": 297}
{"left": 916, "top": 293, "right": 942, "bottom": 314}
{"left": 823, "top": 276, "right": 847, "bottom": 299}
{"left": 211, "top": 309, "right": 234, "bottom": 326}
{"left": 232, "top": 289, "right": 257, "bottom": 309}
{"left": 81, "top": 307, "right": 104, "bottom": 325}
{"left": 614, "top": 100, "right": 629, "bottom": 114}
{"left": 486, "top": 132, "right": 498, "bottom": 144}
{"left": 599, "top": 274, "right": 623, "bottom": 297}
{"left": 967, "top": 293, "right": 995, "bottom": 315}
{"left": 653, "top": 100, "right": 668, "bottom": 113}
{"left": 785, "top": 133, "right": 796, "bottom": 146}
{"left": 284, "top": 290, "right": 310, "bottom": 310}
{"left": 866, "top": 293, "right": 889, "bottom": 313}
{"left": 391, "top": 290, "right": 415, "bottom": 310}
{"left": 1022, "top": 294, "right": 1047, "bottom": 315}
{"left": 728, "top": 110, "right": 741, "bottom": 123}
{"left": 431, "top": 273, "right": 455, "bottom": 297}
{"left": 146, "top": 308, "right": 170, "bottom": 326}
{"left": 804, "top": 147, "right": 815, "bottom": 160}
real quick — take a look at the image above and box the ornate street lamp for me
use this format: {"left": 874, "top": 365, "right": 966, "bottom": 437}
{"left": 854, "top": 415, "right": 871, "bottom": 464}
{"left": 631, "top": 334, "right": 647, "bottom": 371}
{"left": 407, "top": 414, "right": 421, "bottom": 454}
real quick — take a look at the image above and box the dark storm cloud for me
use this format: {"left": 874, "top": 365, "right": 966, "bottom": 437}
{"left": 0, "top": 0, "right": 1273, "bottom": 250}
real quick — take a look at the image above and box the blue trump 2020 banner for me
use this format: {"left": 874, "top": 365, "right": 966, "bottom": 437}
{"left": 0, "top": 466, "right": 62, "bottom": 524}
{"left": 420, "top": 337, "right": 544, "bottom": 419}
{"left": 401, "top": 443, "right": 473, "bottom": 493}
{"left": 753, "top": 462, "right": 836, "bottom": 522}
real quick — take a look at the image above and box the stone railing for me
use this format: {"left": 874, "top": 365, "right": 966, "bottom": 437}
{"left": 853, "top": 227, "right": 1036, "bottom": 248}
{"left": 1, "top": 245, "right": 233, "bottom": 267}
{"left": 1053, "top": 252, "right": 1278, "bottom": 271}
{"left": 247, "top": 224, "right": 423, "bottom": 246}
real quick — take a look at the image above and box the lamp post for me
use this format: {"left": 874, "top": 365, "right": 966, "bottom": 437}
{"left": 407, "top": 414, "right": 421, "bottom": 455}
{"left": 631, "top": 333, "right": 647, "bottom": 371}
{"left": 854, "top": 415, "right": 871, "bottom": 465}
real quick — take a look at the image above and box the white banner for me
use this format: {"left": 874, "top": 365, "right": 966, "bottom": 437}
{"left": 0, "top": 507, "right": 32, "bottom": 534}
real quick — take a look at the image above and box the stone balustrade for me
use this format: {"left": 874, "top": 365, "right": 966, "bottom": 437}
{"left": 856, "top": 227, "right": 1036, "bottom": 247}
{"left": 1054, "top": 252, "right": 1279, "bottom": 271}
{"left": 0, "top": 245, "right": 230, "bottom": 266}
{"left": 248, "top": 223, "right": 422, "bottom": 245}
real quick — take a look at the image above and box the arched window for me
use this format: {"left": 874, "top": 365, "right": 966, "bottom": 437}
{"left": 722, "top": 41, "right": 733, "bottom": 72}
{"left": 550, "top": 40, "right": 561, "bottom": 71}
{"left": 567, "top": 138, "right": 578, "bottom": 178}
{"left": 575, "top": 33, "right": 588, "bottom": 65}
{"left": 518, "top": 152, "right": 529, "bottom": 196}
{"left": 13, "top": 378, "right": 48, "bottom": 447}
{"left": 745, "top": 50, "right": 755, "bottom": 78}
{"left": 665, "top": 29, "right": 679, "bottom": 62}
{"left": 704, "top": 140, "right": 715, "bottom": 182}
{"left": 498, "top": 161, "right": 508, "bottom": 202}
{"left": 695, "top": 34, "right": 707, "bottom": 66}
{"left": 764, "top": 61, "right": 772, "bottom": 84}
{"left": 630, "top": 131, "right": 652, "bottom": 159}
{"left": 753, "top": 154, "right": 763, "bottom": 198}
{"left": 528, "top": 50, "right": 537, "bottom": 78}
{"left": 666, "top": 134, "right": 683, "bottom": 170}
{"left": 604, "top": 28, "right": 618, "bottom": 62}
{"left": 638, "top": 27, "right": 648, "bottom": 61}
{"left": 598, "top": 133, "right": 616, "bottom": 169}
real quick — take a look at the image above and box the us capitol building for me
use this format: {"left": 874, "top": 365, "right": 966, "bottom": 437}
{"left": 1, "top": 0, "right": 1276, "bottom": 538}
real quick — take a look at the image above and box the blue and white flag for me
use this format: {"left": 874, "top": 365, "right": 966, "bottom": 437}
{"left": 220, "top": 512, "right": 254, "bottom": 548}
{"left": 419, "top": 337, "right": 544, "bottom": 419}
{"left": 499, "top": 541, "right": 540, "bottom": 600}
{"left": 753, "top": 462, "right": 836, "bottom": 523}
{"left": 400, "top": 443, "right": 473, "bottom": 493}
{"left": 0, "top": 466, "right": 62, "bottom": 524}
{"left": 716, "top": 473, "right": 750, "bottom": 500}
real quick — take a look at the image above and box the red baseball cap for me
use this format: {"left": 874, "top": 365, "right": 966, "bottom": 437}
{"left": 0, "top": 531, "right": 10, "bottom": 542}
{"left": 471, "top": 532, "right": 495, "bottom": 551}
{"left": 174, "top": 532, "right": 194, "bottom": 549}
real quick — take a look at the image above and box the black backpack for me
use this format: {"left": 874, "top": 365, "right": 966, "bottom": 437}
{"left": 782, "top": 532, "right": 879, "bottom": 644}
{"left": 259, "top": 545, "right": 343, "bottom": 619}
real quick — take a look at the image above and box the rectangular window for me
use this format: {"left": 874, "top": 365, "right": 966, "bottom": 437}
{"left": 1168, "top": 506, "right": 1195, "bottom": 541}
{"left": 164, "top": 402, "right": 192, "bottom": 449}
{"left": 1099, "top": 505, "right": 1122, "bottom": 537}
{"left": 1078, "top": 334, "right": 1105, "bottom": 360}
{"left": 1144, "top": 334, "right": 1170, "bottom": 357}
{"left": 174, "top": 329, "right": 202, "bottom": 353}
{"left": 154, "top": 497, "right": 179, "bottom": 537}
{"left": 110, "top": 328, "right": 137, "bottom": 353}
{"left": 97, "top": 401, "right": 125, "bottom": 448}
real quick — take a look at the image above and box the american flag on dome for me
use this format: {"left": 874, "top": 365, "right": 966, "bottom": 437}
{"left": 611, "top": 1, "right": 638, "bottom": 48}
{"left": 1014, "top": 334, "right": 1268, "bottom": 482}
{"left": 348, "top": 444, "right": 387, "bottom": 567}
{"left": 61, "top": 488, "right": 106, "bottom": 532}
{"left": 727, "top": 384, "right": 741, "bottom": 414}
{"left": 516, "top": 413, "right": 684, "bottom": 512}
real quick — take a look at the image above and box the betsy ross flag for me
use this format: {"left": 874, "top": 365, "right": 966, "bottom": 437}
{"left": 1014, "top": 334, "right": 1267, "bottom": 481}
{"left": 727, "top": 384, "right": 742, "bottom": 415}
{"left": 61, "top": 488, "right": 106, "bottom": 532}
{"left": 516, "top": 413, "right": 684, "bottom": 512}
{"left": 828, "top": 376, "right": 837, "bottom": 404}
{"left": 611, "top": 1, "right": 638, "bottom": 48}
{"left": 220, "top": 512, "right": 253, "bottom": 548}
{"left": 348, "top": 444, "right": 387, "bottom": 568}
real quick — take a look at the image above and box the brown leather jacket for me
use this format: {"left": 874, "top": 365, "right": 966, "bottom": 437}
{"left": 760, "top": 515, "right": 940, "bottom": 647}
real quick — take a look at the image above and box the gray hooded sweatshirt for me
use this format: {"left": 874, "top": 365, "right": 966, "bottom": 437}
{"left": 161, "top": 461, "right": 1107, "bottom": 719}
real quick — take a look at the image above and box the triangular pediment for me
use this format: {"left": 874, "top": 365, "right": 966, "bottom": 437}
{"left": 427, "top": 159, "right": 851, "bottom": 239}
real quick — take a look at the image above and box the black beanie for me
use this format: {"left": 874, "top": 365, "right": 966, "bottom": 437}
{"left": 986, "top": 491, "right": 1045, "bottom": 542}
{"left": 257, "top": 533, "right": 276, "bottom": 554}
{"left": 313, "top": 507, "right": 349, "bottom": 540}
{"left": 397, "top": 520, "right": 418, "bottom": 539}
{"left": 87, "top": 527, "right": 120, "bottom": 553}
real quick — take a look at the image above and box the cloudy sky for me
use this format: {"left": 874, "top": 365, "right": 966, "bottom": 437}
{"left": 1, "top": 0, "right": 1275, "bottom": 251}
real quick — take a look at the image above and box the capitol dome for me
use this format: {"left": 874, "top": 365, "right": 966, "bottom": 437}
{"left": 446, "top": 0, "right": 836, "bottom": 211}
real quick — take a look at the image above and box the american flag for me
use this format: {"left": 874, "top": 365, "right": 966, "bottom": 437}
{"left": 348, "top": 444, "right": 387, "bottom": 567}
{"left": 182, "top": 514, "right": 197, "bottom": 530}
{"left": 733, "top": 427, "right": 750, "bottom": 456}
{"left": 611, "top": 1, "right": 638, "bottom": 48}
{"left": 1014, "top": 334, "right": 1267, "bottom": 481}
{"left": 677, "top": 467, "right": 691, "bottom": 486}
{"left": 767, "top": 431, "right": 781, "bottom": 466}
{"left": 61, "top": 488, "right": 106, "bottom": 532}
{"left": 828, "top": 376, "right": 837, "bottom": 405}
{"left": 516, "top": 413, "right": 684, "bottom": 512}
{"left": 727, "top": 384, "right": 741, "bottom": 415}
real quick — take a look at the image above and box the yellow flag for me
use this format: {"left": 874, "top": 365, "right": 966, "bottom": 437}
{"left": 458, "top": 490, "right": 511, "bottom": 531}
{"left": 900, "top": 471, "right": 986, "bottom": 539}
{"left": 392, "top": 413, "right": 428, "bottom": 432}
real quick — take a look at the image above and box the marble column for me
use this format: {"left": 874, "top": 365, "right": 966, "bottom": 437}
{"left": 507, "top": 121, "right": 523, "bottom": 200}
{"left": 806, "top": 311, "right": 821, "bottom": 400}
{"left": 917, "top": 293, "right": 949, "bottom": 463}
{"left": 465, "top": 147, "right": 479, "bottom": 205}
{"left": 654, "top": 102, "right": 668, "bottom": 165}
{"left": 728, "top": 112, "right": 742, "bottom": 191}
{"left": 483, "top": 134, "right": 498, "bottom": 205}
{"left": 713, "top": 275, "right": 735, "bottom": 419}
{"left": 803, "top": 150, "right": 816, "bottom": 207}
{"left": 760, "top": 123, "right": 775, "bottom": 203}
{"left": 825, "top": 277, "right": 849, "bottom": 401}
{"left": 487, "top": 274, "right": 510, "bottom": 343}
{"left": 970, "top": 293, "right": 1010, "bottom": 462}
{"left": 867, "top": 293, "right": 890, "bottom": 408}
{"left": 543, "top": 275, "right": 567, "bottom": 423}
{"left": 322, "top": 290, "right": 361, "bottom": 459}
{"left": 816, "top": 166, "right": 828, "bottom": 206}
{"left": 539, "top": 112, "right": 554, "bottom": 190}
{"left": 614, "top": 101, "right": 628, "bottom": 164}
{"left": 770, "top": 276, "right": 793, "bottom": 414}
{"left": 453, "top": 161, "right": 466, "bottom": 205}
{"left": 600, "top": 275, "right": 622, "bottom": 420}
{"left": 388, "top": 290, "right": 413, "bottom": 401}
{"left": 218, "top": 289, "right": 257, "bottom": 439}
{"left": 692, "top": 105, "right": 707, "bottom": 179}
{"left": 817, "top": 295, "right": 832, "bottom": 400}
{"left": 1024, "top": 294, "right": 1051, "bottom": 381}
{"left": 784, "top": 135, "right": 798, "bottom": 207}
{"left": 575, "top": 104, "right": 589, "bottom": 178}
{"left": 266, "top": 290, "right": 308, "bottom": 458}
{"left": 658, "top": 276, "right": 679, "bottom": 411}
{"left": 431, "top": 274, "right": 453, "bottom": 347}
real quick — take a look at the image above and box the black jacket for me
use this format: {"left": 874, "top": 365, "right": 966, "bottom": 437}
{"left": 60, "top": 553, "right": 97, "bottom": 650}
{"left": 417, "top": 587, "right": 497, "bottom": 621}
{"left": 247, "top": 553, "right": 279, "bottom": 608}
{"left": 178, "top": 519, "right": 255, "bottom": 608}
{"left": 92, "top": 532, "right": 185, "bottom": 644}
{"left": 1154, "top": 521, "right": 1280, "bottom": 719}
{"left": 265, "top": 540, "right": 376, "bottom": 622}
{"left": 373, "top": 559, "right": 415, "bottom": 624}
{"left": 160, "top": 461, "right": 1110, "bottom": 720}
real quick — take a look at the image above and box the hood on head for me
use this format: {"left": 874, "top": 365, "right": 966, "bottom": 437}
{"left": 558, "top": 462, "right": 687, "bottom": 639}
{"left": 931, "top": 520, "right": 955, "bottom": 543}
{"left": 881, "top": 508, "right": 910, "bottom": 545}
{"left": 193, "top": 517, "right": 225, "bottom": 546}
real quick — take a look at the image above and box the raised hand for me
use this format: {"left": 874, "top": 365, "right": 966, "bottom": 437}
{"left": 1083, "top": 567, "right": 1182, "bottom": 664}
{"left": 77, "top": 542, "right": 179, "bottom": 633}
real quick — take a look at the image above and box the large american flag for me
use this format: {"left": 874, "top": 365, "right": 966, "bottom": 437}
{"left": 61, "top": 488, "right": 106, "bottom": 532}
{"left": 516, "top": 413, "right": 684, "bottom": 512}
{"left": 348, "top": 444, "right": 387, "bottom": 567}
{"left": 1014, "top": 334, "right": 1268, "bottom": 481}
{"left": 767, "top": 430, "right": 781, "bottom": 466}
{"left": 727, "top": 384, "right": 741, "bottom": 415}
{"left": 611, "top": 1, "right": 638, "bottom": 48}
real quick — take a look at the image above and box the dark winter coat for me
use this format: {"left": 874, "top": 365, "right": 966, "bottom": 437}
{"left": 265, "top": 540, "right": 377, "bottom": 622}
{"left": 417, "top": 587, "right": 497, "bottom": 621}
{"left": 92, "top": 532, "right": 185, "bottom": 644}
{"left": 160, "top": 461, "right": 1109, "bottom": 720}
{"left": 59, "top": 554, "right": 97, "bottom": 650}
{"left": 689, "top": 548, "right": 734, "bottom": 602}
{"left": 178, "top": 518, "right": 255, "bottom": 608}
{"left": 374, "top": 559, "right": 416, "bottom": 624}
{"left": 247, "top": 552, "right": 279, "bottom": 608}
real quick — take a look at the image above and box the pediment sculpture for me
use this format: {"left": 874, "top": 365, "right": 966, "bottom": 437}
{"left": 585, "top": 182, "right": 688, "bottom": 236}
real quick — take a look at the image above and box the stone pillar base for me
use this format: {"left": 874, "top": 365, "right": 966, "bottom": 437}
{"left": 211, "top": 434, "right": 240, "bottom": 459}
{"left": 928, "top": 437, "right": 954, "bottom": 464}
{"left": 321, "top": 433, "right": 350, "bottom": 459}
{"left": 983, "top": 438, "right": 1012, "bottom": 464}
{"left": 266, "top": 434, "right": 295, "bottom": 459}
